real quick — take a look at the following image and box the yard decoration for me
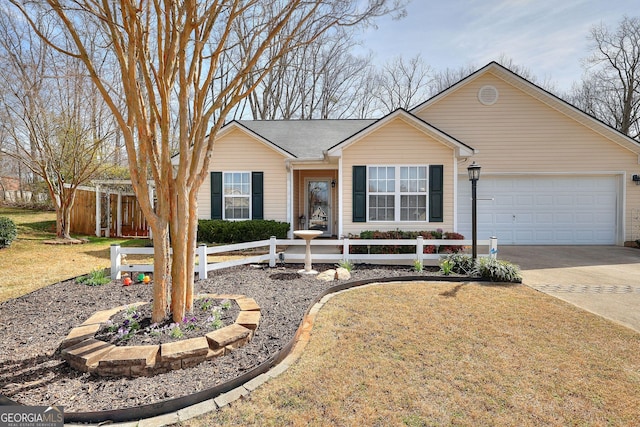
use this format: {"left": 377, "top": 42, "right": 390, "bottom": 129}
{"left": 137, "top": 273, "right": 145, "bottom": 282}
{"left": 143, "top": 275, "right": 151, "bottom": 284}
{"left": 123, "top": 277, "right": 132, "bottom": 286}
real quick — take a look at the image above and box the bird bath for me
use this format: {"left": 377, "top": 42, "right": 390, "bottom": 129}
{"left": 293, "top": 230, "right": 323, "bottom": 274}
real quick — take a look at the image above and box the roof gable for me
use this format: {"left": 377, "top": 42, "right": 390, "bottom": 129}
{"left": 235, "top": 119, "right": 376, "bottom": 159}
{"left": 217, "top": 121, "right": 297, "bottom": 158}
{"left": 326, "top": 108, "right": 475, "bottom": 157}
{"left": 412, "top": 62, "right": 640, "bottom": 155}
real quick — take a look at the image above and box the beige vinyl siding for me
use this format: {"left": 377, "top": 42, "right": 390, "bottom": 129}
{"left": 341, "top": 117, "right": 456, "bottom": 236}
{"left": 197, "top": 128, "right": 288, "bottom": 221}
{"left": 416, "top": 72, "right": 640, "bottom": 242}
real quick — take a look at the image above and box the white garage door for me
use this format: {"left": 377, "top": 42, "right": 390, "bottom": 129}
{"left": 457, "top": 175, "right": 619, "bottom": 245}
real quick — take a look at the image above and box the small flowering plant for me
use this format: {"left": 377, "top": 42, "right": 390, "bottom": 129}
{"left": 97, "top": 298, "right": 236, "bottom": 345}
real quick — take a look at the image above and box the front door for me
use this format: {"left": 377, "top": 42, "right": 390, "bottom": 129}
{"left": 306, "top": 179, "right": 331, "bottom": 236}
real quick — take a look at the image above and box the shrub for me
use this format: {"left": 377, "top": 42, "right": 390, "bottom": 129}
{"left": 442, "top": 253, "right": 475, "bottom": 275}
{"left": 198, "top": 219, "right": 289, "bottom": 244}
{"left": 0, "top": 216, "right": 18, "bottom": 249}
{"left": 440, "top": 231, "right": 465, "bottom": 253}
{"left": 347, "top": 230, "right": 465, "bottom": 255}
{"left": 472, "top": 257, "right": 522, "bottom": 283}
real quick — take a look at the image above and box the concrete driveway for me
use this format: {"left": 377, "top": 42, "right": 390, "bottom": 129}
{"left": 498, "top": 246, "right": 640, "bottom": 333}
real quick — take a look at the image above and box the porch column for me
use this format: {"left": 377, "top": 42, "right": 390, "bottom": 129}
{"left": 337, "top": 156, "right": 344, "bottom": 238}
{"left": 105, "top": 191, "right": 111, "bottom": 238}
{"left": 287, "top": 163, "right": 293, "bottom": 238}
{"left": 117, "top": 191, "right": 123, "bottom": 237}
{"left": 95, "top": 184, "right": 101, "bottom": 237}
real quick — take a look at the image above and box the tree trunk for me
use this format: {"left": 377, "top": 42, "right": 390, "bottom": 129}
{"left": 170, "top": 185, "right": 189, "bottom": 323}
{"left": 185, "top": 189, "right": 199, "bottom": 313}
{"left": 150, "top": 224, "right": 170, "bottom": 323}
{"left": 57, "top": 200, "right": 73, "bottom": 239}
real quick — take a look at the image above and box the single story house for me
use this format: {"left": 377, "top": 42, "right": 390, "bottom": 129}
{"left": 198, "top": 62, "right": 640, "bottom": 245}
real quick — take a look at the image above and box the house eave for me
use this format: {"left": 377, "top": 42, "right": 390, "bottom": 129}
{"left": 327, "top": 108, "right": 475, "bottom": 158}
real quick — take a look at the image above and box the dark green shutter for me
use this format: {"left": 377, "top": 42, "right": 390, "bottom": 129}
{"left": 210, "top": 171, "right": 222, "bottom": 219}
{"left": 352, "top": 166, "right": 367, "bottom": 222}
{"left": 429, "top": 165, "right": 444, "bottom": 222}
{"left": 251, "top": 171, "right": 264, "bottom": 220}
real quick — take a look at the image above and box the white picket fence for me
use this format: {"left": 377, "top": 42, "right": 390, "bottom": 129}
{"left": 110, "top": 236, "right": 498, "bottom": 280}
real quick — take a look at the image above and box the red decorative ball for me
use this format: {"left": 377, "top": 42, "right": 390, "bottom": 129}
{"left": 123, "top": 277, "right": 132, "bottom": 286}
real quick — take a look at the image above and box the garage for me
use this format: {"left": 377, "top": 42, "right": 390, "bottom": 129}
{"left": 456, "top": 175, "right": 620, "bottom": 245}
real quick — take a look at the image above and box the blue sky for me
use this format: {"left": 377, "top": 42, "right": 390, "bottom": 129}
{"left": 358, "top": 0, "right": 636, "bottom": 92}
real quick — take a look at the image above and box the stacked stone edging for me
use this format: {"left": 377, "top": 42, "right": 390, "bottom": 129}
{"left": 60, "top": 294, "right": 260, "bottom": 377}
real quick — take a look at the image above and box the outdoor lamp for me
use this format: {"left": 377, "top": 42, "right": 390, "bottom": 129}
{"left": 467, "top": 162, "right": 481, "bottom": 262}
{"left": 467, "top": 162, "right": 481, "bottom": 181}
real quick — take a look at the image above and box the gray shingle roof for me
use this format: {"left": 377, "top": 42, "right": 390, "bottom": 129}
{"left": 236, "top": 119, "right": 376, "bottom": 159}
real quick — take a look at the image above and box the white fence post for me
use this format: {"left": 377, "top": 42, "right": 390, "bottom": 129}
{"left": 197, "top": 244, "right": 208, "bottom": 279}
{"left": 416, "top": 236, "right": 424, "bottom": 264}
{"left": 343, "top": 237, "right": 350, "bottom": 261}
{"left": 269, "top": 236, "right": 277, "bottom": 267}
{"left": 489, "top": 236, "right": 498, "bottom": 259}
{"left": 110, "top": 244, "right": 121, "bottom": 280}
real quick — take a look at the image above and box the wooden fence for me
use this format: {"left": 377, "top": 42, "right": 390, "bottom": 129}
{"left": 110, "top": 236, "right": 498, "bottom": 280}
{"left": 70, "top": 188, "right": 149, "bottom": 237}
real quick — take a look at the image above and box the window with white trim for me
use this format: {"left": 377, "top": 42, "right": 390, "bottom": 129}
{"left": 223, "top": 172, "right": 250, "bottom": 219}
{"left": 368, "top": 166, "right": 428, "bottom": 221}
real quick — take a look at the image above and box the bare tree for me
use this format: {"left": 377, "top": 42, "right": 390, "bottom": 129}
{"left": 578, "top": 16, "right": 640, "bottom": 139}
{"left": 10, "top": 0, "right": 406, "bottom": 323}
{"left": 372, "top": 54, "right": 432, "bottom": 113}
{"left": 235, "top": 28, "right": 372, "bottom": 120}
{"left": 0, "top": 7, "right": 115, "bottom": 237}
{"left": 430, "top": 56, "right": 558, "bottom": 98}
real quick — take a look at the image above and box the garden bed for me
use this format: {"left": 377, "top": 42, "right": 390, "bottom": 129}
{"left": 0, "top": 263, "right": 460, "bottom": 413}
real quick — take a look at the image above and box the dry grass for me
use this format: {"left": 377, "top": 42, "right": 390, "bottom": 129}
{"left": 0, "top": 207, "right": 148, "bottom": 302}
{"left": 3, "top": 208, "right": 639, "bottom": 425}
{"left": 181, "top": 282, "right": 640, "bottom": 427}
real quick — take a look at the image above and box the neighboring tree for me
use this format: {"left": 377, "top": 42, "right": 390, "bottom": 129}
{"left": 0, "top": 7, "right": 115, "bottom": 238}
{"left": 573, "top": 16, "right": 640, "bottom": 139}
{"left": 11, "top": 0, "right": 406, "bottom": 323}
{"left": 430, "top": 55, "right": 558, "bottom": 97}
{"left": 235, "top": 28, "right": 373, "bottom": 120}
{"left": 372, "top": 54, "right": 432, "bottom": 113}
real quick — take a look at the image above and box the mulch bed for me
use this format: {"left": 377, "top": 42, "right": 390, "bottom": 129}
{"left": 0, "top": 263, "right": 454, "bottom": 413}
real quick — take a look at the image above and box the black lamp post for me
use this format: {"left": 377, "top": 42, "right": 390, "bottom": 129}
{"left": 467, "top": 162, "right": 481, "bottom": 262}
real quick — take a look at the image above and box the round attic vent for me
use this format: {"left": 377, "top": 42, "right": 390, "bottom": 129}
{"left": 478, "top": 85, "right": 499, "bottom": 105}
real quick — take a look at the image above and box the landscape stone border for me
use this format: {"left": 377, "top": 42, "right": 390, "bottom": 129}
{"left": 53, "top": 275, "right": 485, "bottom": 424}
{"left": 59, "top": 294, "right": 261, "bottom": 377}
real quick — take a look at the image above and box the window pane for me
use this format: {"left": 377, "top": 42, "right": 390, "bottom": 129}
{"left": 386, "top": 179, "right": 394, "bottom": 192}
{"left": 225, "top": 196, "right": 250, "bottom": 220}
{"left": 369, "top": 195, "right": 394, "bottom": 221}
{"left": 223, "top": 172, "right": 251, "bottom": 219}
{"left": 400, "top": 195, "right": 426, "bottom": 221}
